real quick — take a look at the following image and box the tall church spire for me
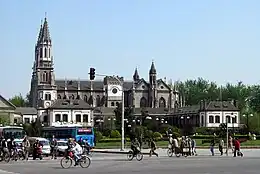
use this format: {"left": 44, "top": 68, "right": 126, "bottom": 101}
{"left": 38, "top": 17, "right": 51, "bottom": 43}
{"left": 133, "top": 67, "right": 140, "bottom": 81}
{"left": 149, "top": 61, "right": 156, "bottom": 74}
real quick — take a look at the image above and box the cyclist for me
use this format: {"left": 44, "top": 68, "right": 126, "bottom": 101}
{"left": 131, "top": 138, "right": 140, "bottom": 156}
{"left": 8, "top": 137, "right": 17, "bottom": 158}
{"left": 1, "top": 138, "right": 8, "bottom": 155}
{"left": 71, "top": 141, "right": 83, "bottom": 166}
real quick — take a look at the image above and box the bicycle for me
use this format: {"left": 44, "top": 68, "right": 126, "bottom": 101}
{"left": 60, "top": 150, "right": 91, "bottom": 169}
{"left": 167, "top": 147, "right": 181, "bottom": 158}
{"left": 127, "top": 150, "right": 143, "bottom": 161}
{"left": 0, "top": 150, "right": 11, "bottom": 163}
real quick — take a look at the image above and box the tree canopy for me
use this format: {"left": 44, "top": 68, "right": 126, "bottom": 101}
{"left": 8, "top": 93, "right": 29, "bottom": 107}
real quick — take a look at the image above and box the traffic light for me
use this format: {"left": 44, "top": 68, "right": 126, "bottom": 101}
{"left": 89, "top": 68, "right": 95, "bottom": 80}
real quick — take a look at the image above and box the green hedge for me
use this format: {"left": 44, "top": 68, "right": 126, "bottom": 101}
{"left": 193, "top": 134, "right": 249, "bottom": 139}
{"left": 98, "top": 138, "right": 130, "bottom": 143}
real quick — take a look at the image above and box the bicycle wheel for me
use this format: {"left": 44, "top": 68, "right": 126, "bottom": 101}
{"left": 167, "top": 149, "right": 173, "bottom": 157}
{"left": 79, "top": 155, "right": 91, "bottom": 168}
{"left": 127, "top": 151, "right": 134, "bottom": 161}
{"left": 4, "top": 153, "right": 10, "bottom": 163}
{"left": 60, "top": 157, "right": 72, "bottom": 169}
{"left": 136, "top": 152, "right": 143, "bottom": 161}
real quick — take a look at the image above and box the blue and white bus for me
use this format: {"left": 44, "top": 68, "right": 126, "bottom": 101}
{"left": 42, "top": 124, "right": 95, "bottom": 147}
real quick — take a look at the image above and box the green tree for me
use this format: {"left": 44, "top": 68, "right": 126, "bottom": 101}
{"left": 9, "top": 94, "right": 29, "bottom": 107}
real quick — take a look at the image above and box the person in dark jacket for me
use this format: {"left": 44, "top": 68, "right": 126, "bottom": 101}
{"left": 50, "top": 135, "right": 58, "bottom": 159}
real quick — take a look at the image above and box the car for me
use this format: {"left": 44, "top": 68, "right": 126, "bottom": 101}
{"left": 57, "top": 140, "right": 68, "bottom": 156}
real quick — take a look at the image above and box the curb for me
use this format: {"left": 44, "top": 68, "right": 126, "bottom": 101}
{"left": 93, "top": 146, "right": 260, "bottom": 154}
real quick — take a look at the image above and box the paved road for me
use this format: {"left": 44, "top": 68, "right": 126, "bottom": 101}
{"left": 0, "top": 150, "right": 260, "bottom": 174}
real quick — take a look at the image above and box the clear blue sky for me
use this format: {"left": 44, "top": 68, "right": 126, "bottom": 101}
{"left": 1, "top": 0, "right": 260, "bottom": 99}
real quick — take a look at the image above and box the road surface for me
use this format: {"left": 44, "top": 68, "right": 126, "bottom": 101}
{"left": 0, "top": 149, "right": 259, "bottom": 174}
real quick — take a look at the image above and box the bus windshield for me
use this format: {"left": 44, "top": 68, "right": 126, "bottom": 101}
{"left": 4, "top": 128, "right": 25, "bottom": 139}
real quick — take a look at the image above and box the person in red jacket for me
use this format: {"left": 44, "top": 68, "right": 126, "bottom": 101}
{"left": 233, "top": 138, "right": 240, "bottom": 157}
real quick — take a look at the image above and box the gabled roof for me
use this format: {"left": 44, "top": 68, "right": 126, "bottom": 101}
{"left": 15, "top": 107, "right": 37, "bottom": 115}
{"left": 204, "top": 101, "right": 239, "bottom": 111}
{"left": 0, "top": 95, "right": 16, "bottom": 110}
{"left": 135, "top": 78, "right": 149, "bottom": 88}
{"left": 157, "top": 79, "right": 171, "bottom": 90}
{"left": 48, "top": 99, "right": 92, "bottom": 110}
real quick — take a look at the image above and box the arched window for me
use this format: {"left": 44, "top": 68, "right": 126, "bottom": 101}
{"left": 76, "top": 114, "right": 81, "bottom": 122}
{"left": 111, "top": 102, "right": 115, "bottom": 107}
{"left": 84, "top": 95, "right": 88, "bottom": 102}
{"left": 215, "top": 115, "right": 220, "bottom": 123}
{"left": 45, "top": 94, "right": 48, "bottom": 100}
{"left": 159, "top": 97, "right": 166, "bottom": 108}
{"left": 63, "top": 95, "right": 67, "bottom": 99}
{"left": 209, "top": 115, "right": 214, "bottom": 123}
{"left": 62, "top": 114, "right": 68, "bottom": 122}
{"left": 44, "top": 48, "right": 47, "bottom": 58}
{"left": 76, "top": 95, "right": 80, "bottom": 99}
{"left": 43, "top": 115, "right": 48, "bottom": 122}
{"left": 116, "top": 102, "right": 119, "bottom": 106}
{"left": 57, "top": 94, "right": 61, "bottom": 99}
{"left": 45, "top": 72, "right": 48, "bottom": 82}
{"left": 55, "top": 114, "right": 61, "bottom": 122}
{"left": 96, "top": 95, "right": 101, "bottom": 107}
{"left": 48, "top": 94, "right": 51, "bottom": 100}
{"left": 83, "top": 114, "right": 88, "bottom": 122}
{"left": 40, "top": 48, "right": 43, "bottom": 58}
{"left": 48, "top": 48, "right": 51, "bottom": 58}
{"left": 226, "top": 115, "right": 231, "bottom": 123}
{"left": 140, "top": 97, "right": 147, "bottom": 108}
{"left": 232, "top": 116, "right": 237, "bottom": 123}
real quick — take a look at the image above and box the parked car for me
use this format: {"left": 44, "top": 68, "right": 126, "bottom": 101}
{"left": 28, "top": 137, "right": 51, "bottom": 157}
{"left": 57, "top": 140, "right": 68, "bottom": 156}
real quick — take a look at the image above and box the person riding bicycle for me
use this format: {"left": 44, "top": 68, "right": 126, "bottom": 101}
{"left": 1, "top": 138, "right": 8, "bottom": 155}
{"left": 78, "top": 138, "right": 91, "bottom": 155}
{"left": 71, "top": 141, "right": 83, "bottom": 166}
{"left": 131, "top": 138, "right": 140, "bottom": 156}
{"left": 8, "top": 137, "right": 17, "bottom": 156}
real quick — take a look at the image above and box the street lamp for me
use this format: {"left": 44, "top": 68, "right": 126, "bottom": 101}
{"left": 108, "top": 117, "right": 116, "bottom": 130}
{"left": 243, "top": 113, "right": 253, "bottom": 133}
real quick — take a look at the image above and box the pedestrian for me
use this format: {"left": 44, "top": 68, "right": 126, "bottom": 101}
{"left": 233, "top": 138, "right": 242, "bottom": 157}
{"left": 50, "top": 135, "right": 58, "bottom": 160}
{"left": 219, "top": 138, "right": 224, "bottom": 156}
{"left": 210, "top": 139, "right": 215, "bottom": 156}
{"left": 191, "top": 138, "right": 197, "bottom": 156}
{"left": 22, "top": 136, "right": 30, "bottom": 160}
{"left": 149, "top": 139, "right": 158, "bottom": 157}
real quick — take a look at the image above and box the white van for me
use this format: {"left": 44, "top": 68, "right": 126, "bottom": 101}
{"left": 28, "top": 137, "right": 51, "bottom": 156}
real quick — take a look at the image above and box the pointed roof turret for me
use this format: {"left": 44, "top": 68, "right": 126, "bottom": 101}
{"left": 133, "top": 68, "right": 140, "bottom": 81}
{"left": 37, "top": 21, "right": 43, "bottom": 44}
{"left": 149, "top": 61, "right": 156, "bottom": 74}
{"left": 38, "top": 17, "right": 51, "bottom": 43}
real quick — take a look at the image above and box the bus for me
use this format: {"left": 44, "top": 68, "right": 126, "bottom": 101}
{"left": 0, "top": 126, "right": 26, "bottom": 141}
{"left": 42, "top": 124, "right": 95, "bottom": 147}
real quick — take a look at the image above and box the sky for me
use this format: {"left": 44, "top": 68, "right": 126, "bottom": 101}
{"left": 1, "top": 0, "right": 260, "bottom": 99}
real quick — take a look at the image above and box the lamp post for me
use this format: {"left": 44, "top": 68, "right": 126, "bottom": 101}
{"left": 107, "top": 117, "right": 116, "bottom": 130}
{"left": 243, "top": 113, "right": 253, "bottom": 133}
{"left": 181, "top": 116, "right": 190, "bottom": 136}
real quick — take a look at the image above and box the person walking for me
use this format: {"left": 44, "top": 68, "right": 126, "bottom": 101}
{"left": 50, "top": 135, "right": 58, "bottom": 160}
{"left": 22, "top": 136, "right": 30, "bottom": 160}
{"left": 219, "top": 138, "right": 224, "bottom": 156}
{"left": 210, "top": 139, "right": 215, "bottom": 156}
{"left": 149, "top": 139, "right": 158, "bottom": 157}
{"left": 191, "top": 138, "right": 197, "bottom": 156}
{"left": 233, "top": 138, "right": 242, "bottom": 157}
